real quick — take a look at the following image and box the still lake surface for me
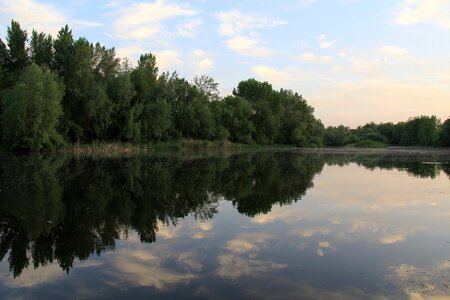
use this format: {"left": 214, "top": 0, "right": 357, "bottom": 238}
{"left": 0, "top": 148, "right": 449, "bottom": 299}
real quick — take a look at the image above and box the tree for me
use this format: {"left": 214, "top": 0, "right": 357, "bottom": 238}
{"left": 193, "top": 75, "right": 220, "bottom": 101}
{"left": 56, "top": 36, "right": 113, "bottom": 142}
{"left": 130, "top": 53, "right": 174, "bottom": 142}
{"left": 0, "top": 38, "right": 9, "bottom": 87}
{"left": 53, "top": 25, "right": 74, "bottom": 78}
{"left": 107, "top": 71, "right": 137, "bottom": 141}
{"left": 5, "top": 20, "right": 29, "bottom": 85}
{"left": 220, "top": 96, "right": 255, "bottom": 143}
{"left": 438, "top": 118, "right": 450, "bottom": 147}
{"left": 398, "top": 116, "right": 440, "bottom": 146}
{"left": 233, "top": 79, "right": 281, "bottom": 144}
{"left": 30, "top": 30, "right": 53, "bottom": 69}
{"left": 92, "top": 43, "right": 120, "bottom": 83}
{"left": 2, "top": 64, "right": 64, "bottom": 151}
{"left": 0, "top": 39, "right": 8, "bottom": 142}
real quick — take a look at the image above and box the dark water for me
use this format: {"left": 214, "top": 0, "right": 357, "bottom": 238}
{"left": 0, "top": 149, "right": 449, "bottom": 300}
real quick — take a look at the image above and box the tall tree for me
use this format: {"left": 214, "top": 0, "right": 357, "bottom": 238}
{"left": 234, "top": 79, "right": 281, "bottom": 144}
{"left": 5, "top": 20, "right": 29, "bottom": 85}
{"left": 30, "top": 30, "right": 53, "bottom": 69}
{"left": 130, "top": 53, "right": 176, "bottom": 141}
{"left": 0, "top": 38, "right": 9, "bottom": 87}
{"left": 53, "top": 25, "right": 74, "bottom": 78}
{"left": 220, "top": 95, "right": 254, "bottom": 143}
{"left": 2, "top": 64, "right": 64, "bottom": 151}
{"left": 437, "top": 118, "right": 450, "bottom": 147}
{"left": 193, "top": 75, "right": 220, "bottom": 102}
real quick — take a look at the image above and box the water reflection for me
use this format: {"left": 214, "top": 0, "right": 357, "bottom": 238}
{"left": 0, "top": 150, "right": 449, "bottom": 299}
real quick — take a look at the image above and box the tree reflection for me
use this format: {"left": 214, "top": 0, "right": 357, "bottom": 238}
{"left": 0, "top": 150, "right": 448, "bottom": 277}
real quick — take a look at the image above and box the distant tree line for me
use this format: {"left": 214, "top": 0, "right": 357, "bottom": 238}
{"left": 324, "top": 116, "right": 450, "bottom": 147}
{"left": 0, "top": 20, "right": 448, "bottom": 151}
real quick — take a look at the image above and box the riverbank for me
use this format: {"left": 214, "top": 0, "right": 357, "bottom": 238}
{"left": 57, "top": 139, "right": 295, "bottom": 156}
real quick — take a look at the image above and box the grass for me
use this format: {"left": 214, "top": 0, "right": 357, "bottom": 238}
{"left": 57, "top": 139, "right": 301, "bottom": 156}
{"left": 347, "top": 140, "right": 388, "bottom": 148}
{"left": 58, "top": 142, "right": 151, "bottom": 156}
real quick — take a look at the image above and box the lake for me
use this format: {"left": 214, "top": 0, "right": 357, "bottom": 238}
{"left": 0, "top": 149, "right": 449, "bottom": 299}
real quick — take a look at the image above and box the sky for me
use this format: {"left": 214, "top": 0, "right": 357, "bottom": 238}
{"left": 0, "top": 0, "right": 449, "bottom": 127}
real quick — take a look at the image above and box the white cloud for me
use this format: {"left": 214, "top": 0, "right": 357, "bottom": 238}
{"left": 217, "top": 9, "right": 286, "bottom": 36}
{"left": 116, "top": 45, "right": 146, "bottom": 61}
{"left": 218, "top": 10, "right": 284, "bottom": 57}
{"left": 111, "top": 0, "right": 196, "bottom": 40}
{"left": 320, "top": 40, "right": 337, "bottom": 48}
{"left": 318, "top": 34, "right": 338, "bottom": 48}
{"left": 393, "top": 0, "right": 450, "bottom": 29}
{"left": 196, "top": 58, "right": 214, "bottom": 71}
{"left": 0, "top": 0, "right": 104, "bottom": 37}
{"left": 226, "top": 35, "right": 272, "bottom": 57}
{"left": 178, "top": 17, "right": 203, "bottom": 37}
{"left": 297, "top": 53, "right": 333, "bottom": 63}
{"left": 72, "top": 20, "right": 103, "bottom": 27}
{"left": 350, "top": 57, "right": 381, "bottom": 74}
{"left": 0, "top": 0, "right": 65, "bottom": 36}
{"left": 191, "top": 49, "right": 214, "bottom": 72}
{"left": 380, "top": 45, "right": 409, "bottom": 58}
{"left": 193, "top": 49, "right": 206, "bottom": 58}
{"left": 252, "top": 65, "right": 305, "bottom": 85}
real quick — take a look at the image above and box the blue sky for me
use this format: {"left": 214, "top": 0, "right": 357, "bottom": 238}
{"left": 1, "top": 0, "right": 449, "bottom": 126}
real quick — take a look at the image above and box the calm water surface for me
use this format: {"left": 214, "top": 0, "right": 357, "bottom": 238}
{"left": 0, "top": 149, "right": 449, "bottom": 299}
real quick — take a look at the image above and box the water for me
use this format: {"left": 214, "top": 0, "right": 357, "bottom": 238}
{"left": 0, "top": 149, "right": 449, "bottom": 299}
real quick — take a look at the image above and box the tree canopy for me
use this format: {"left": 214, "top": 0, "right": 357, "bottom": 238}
{"left": 0, "top": 20, "right": 448, "bottom": 151}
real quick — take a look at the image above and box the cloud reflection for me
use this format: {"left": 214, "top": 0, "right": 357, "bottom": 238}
{"left": 108, "top": 249, "right": 196, "bottom": 290}
{"left": 216, "top": 254, "right": 286, "bottom": 279}
{"left": 392, "top": 261, "right": 450, "bottom": 300}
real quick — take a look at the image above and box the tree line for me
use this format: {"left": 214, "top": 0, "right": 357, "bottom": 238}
{"left": 0, "top": 20, "right": 448, "bottom": 151}
{"left": 324, "top": 116, "right": 450, "bottom": 147}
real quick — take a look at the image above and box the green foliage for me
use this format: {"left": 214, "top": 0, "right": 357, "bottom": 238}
{"left": 130, "top": 53, "right": 168, "bottom": 142}
{"left": 277, "top": 89, "right": 324, "bottom": 147}
{"left": 2, "top": 64, "right": 64, "bottom": 151}
{"left": 5, "top": 21, "right": 29, "bottom": 81}
{"left": 324, "top": 116, "right": 447, "bottom": 148}
{"left": 437, "top": 118, "right": 450, "bottom": 147}
{"left": 193, "top": 74, "right": 220, "bottom": 101}
{"left": 107, "top": 72, "right": 137, "bottom": 141}
{"left": 219, "top": 95, "right": 255, "bottom": 143}
{"left": 234, "top": 79, "right": 281, "bottom": 144}
{"left": 352, "top": 140, "right": 387, "bottom": 148}
{"left": 0, "top": 21, "right": 447, "bottom": 151}
{"left": 0, "top": 38, "right": 10, "bottom": 88}
{"left": 30, "top": 30, "right": 53, "bottom": 69}
{"left": 398, "top": 116, "right": 440, "bottom": 146}
{"left": 53, "top": 25, "right": 74, "bottom": 79}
